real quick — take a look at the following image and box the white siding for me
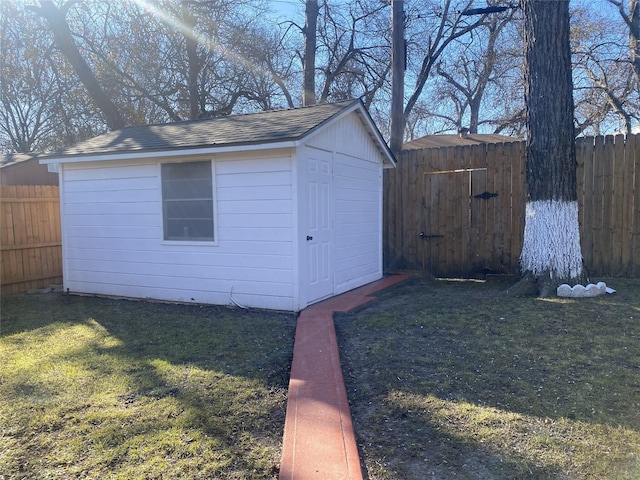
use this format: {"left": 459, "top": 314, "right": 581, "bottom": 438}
{"left": 333, "top": 152, "right": 382, "bottom": 294}
{"left": 61, "top": 152, "right": 296, "bottom": 310}
{"left": 306, "top": 111, "right": 382, "bottom": 162}
{"left": 303, "top": 112, "right": 385, "bottom": 301}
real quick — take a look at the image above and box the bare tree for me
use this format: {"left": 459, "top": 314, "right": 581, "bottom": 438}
{"left": 314, "top": 0, "right": 390, "bottom": 104}
{"left": 433, "top": 10, "right": 517, "bottom": 133}
{"left": 0, "top": 1, "right": 98, "bottom": 152}
{"left": 573, "top": 4, "right": 639, "bottom": 134}
{"left": 402, "top": 1, "right": 488, "bottom": 130}
{"left": 608, "top": 0, "right": 640, "bottom": 87}
{"left": 36, "top": 0, "right": 125, "bottom": 130}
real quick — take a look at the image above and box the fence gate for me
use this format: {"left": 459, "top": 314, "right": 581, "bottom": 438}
{"left": 384, "top": 142, "right": 525, "bottom": 277}
{"left": 422, "top": 166, "right": 503, "bottom": 276}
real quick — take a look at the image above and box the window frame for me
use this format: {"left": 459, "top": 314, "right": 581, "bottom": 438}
{"left": 160, "top": 159, "right": 218, "bottom": 245}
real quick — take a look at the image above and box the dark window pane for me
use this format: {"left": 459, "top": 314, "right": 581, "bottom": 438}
{"left": 161, "top": 161, "right": 214, "bottom": 241}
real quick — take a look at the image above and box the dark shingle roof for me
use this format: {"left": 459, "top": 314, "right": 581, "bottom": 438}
{"left": 51, "top": 100, "right": 361, "bottom": 158}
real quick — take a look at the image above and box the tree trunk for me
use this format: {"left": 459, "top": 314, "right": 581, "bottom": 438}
{"left": 518, "top": 0, "right": 586, "bottom": 291}
{"left": 302, "top": 0, "right": 318, "bottom": 106}
{"left": 390, "top": 0, "right": 405, "bottom": 154}
{"left": 182, "top": 3, "right": 201, "bottom": 120}
{"left": 628, "top": 0, "right": 640, "bottom": 88}
{"left": 37, "top": 0, "right": 125, "bottom": 131}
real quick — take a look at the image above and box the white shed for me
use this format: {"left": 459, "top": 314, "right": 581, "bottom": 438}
{"left": 41, "top": 100, "right": 396, "bottom": 311}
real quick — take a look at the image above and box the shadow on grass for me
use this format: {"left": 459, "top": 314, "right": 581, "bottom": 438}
{"left": 336, "top": 277, "right": 640, "bottom": 479}
{"left": 2, "top": 292, "right": 294, "bottom": 385}
{"left": 0, "top": 292, "right": 296, "bottom": 479}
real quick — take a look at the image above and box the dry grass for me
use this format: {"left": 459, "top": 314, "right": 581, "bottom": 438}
{"left": 336, "top": 277, "right": 640, "bottom": 479}
{"left": 0, "top": 292, "right": 295, "bottom": 479}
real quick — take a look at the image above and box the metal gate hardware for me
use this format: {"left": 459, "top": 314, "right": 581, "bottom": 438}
{"left": 474, "top": 191, "right": 498, "bottom": 200}
{"left": 419, "top": 232, "right": 444, "bottom": 239}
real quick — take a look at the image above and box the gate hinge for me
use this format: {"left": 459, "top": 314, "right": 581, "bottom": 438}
{"left": 474, "top": 191, "right": 498, "bottom": 200}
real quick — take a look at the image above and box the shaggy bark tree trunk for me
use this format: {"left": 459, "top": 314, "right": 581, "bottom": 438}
{"left": 518, "top": 0, "right": 587, "bottom": 295}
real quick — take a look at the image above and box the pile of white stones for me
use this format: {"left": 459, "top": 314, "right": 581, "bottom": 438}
{"left": 557, "top": 281, "right": 616, "bottom": 298}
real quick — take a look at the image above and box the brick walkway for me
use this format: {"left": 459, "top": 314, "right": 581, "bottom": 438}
{"left": 279, "top": 275, "right": 411, "bottom": 479}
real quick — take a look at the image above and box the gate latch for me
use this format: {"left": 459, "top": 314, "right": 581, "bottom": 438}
{"left": 419, "top": 232, "right": 444, "bottom": 239}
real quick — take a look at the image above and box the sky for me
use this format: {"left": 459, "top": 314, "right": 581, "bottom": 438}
{"left": 267, "top": 0, "right": 306, "bottom": 22}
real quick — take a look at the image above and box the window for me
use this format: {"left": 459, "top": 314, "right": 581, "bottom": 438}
{"left": 161, "top": 161, "right": 214, "bottom": 241}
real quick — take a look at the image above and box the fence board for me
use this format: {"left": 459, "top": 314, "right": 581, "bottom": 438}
{"left": 602, "top": 136, "right": 615, "bottom": 271}
{"left": 612, "top": 135, "right": 626, "bottom": 273}
{"left": 385, "top": 133, "right": 640, "bottom": 278}
{"left": 630, "top": 135, "right": 640, "bottom": 276}
{"left": 577, "top": 137, "right": 593, "bottom": 268}
{"left": 1, "top": 185, "right": 62, "bottom": 294}
{"left": 511, "top": 142, "right": 526, "bottom": 268}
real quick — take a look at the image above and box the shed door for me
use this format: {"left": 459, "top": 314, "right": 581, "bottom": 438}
{"left": 306, "top": 149, "right": 333, "bottom": 303}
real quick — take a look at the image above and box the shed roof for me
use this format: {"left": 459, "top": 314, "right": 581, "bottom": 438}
{"left": 403, "top": 133, "right": 522, "bottom": 150}
{"left": 41, "top": 100, "right": 395, "bottom": 167}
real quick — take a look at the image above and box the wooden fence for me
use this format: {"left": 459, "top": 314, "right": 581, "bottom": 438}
{"left": 384, "top": 133, "right": 640, "bottom": 278}
{"left": 1, "top": 185, "right": 62, "bottom": 294}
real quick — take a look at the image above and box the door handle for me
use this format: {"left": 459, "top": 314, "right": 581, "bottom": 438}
{"left": 306, "top": 235, "right": 313, "bottom": 241}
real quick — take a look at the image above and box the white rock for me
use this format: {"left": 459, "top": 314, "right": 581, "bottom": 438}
{"left": 557, "top": 282, "right": 608, "bottom": 298}
{"left": 557, "top": 284, "right": 573, "bottom": 297}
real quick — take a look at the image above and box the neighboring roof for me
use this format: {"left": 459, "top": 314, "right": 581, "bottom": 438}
{"left": 403, "top": 133, "right": 522, "bottom": 150}
{"left": 0, "top": 153, "right": 59, "bottom": 186}
{"left": 1, "top": 153, "right": 38, "bottom": 168}
{"left": 41, "top": 100, "right": 395, "bottom": 167}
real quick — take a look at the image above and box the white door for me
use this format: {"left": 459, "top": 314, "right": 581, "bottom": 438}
{"left": 306, "top": 149, "right": 333, "bottom": 303}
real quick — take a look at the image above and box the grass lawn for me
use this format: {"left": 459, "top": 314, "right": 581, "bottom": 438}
{"left": 336, "top": 277, "right": 640, "bottom": 479}
{"left": 0, "top": 292, "right": 295, "bottom": 480}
